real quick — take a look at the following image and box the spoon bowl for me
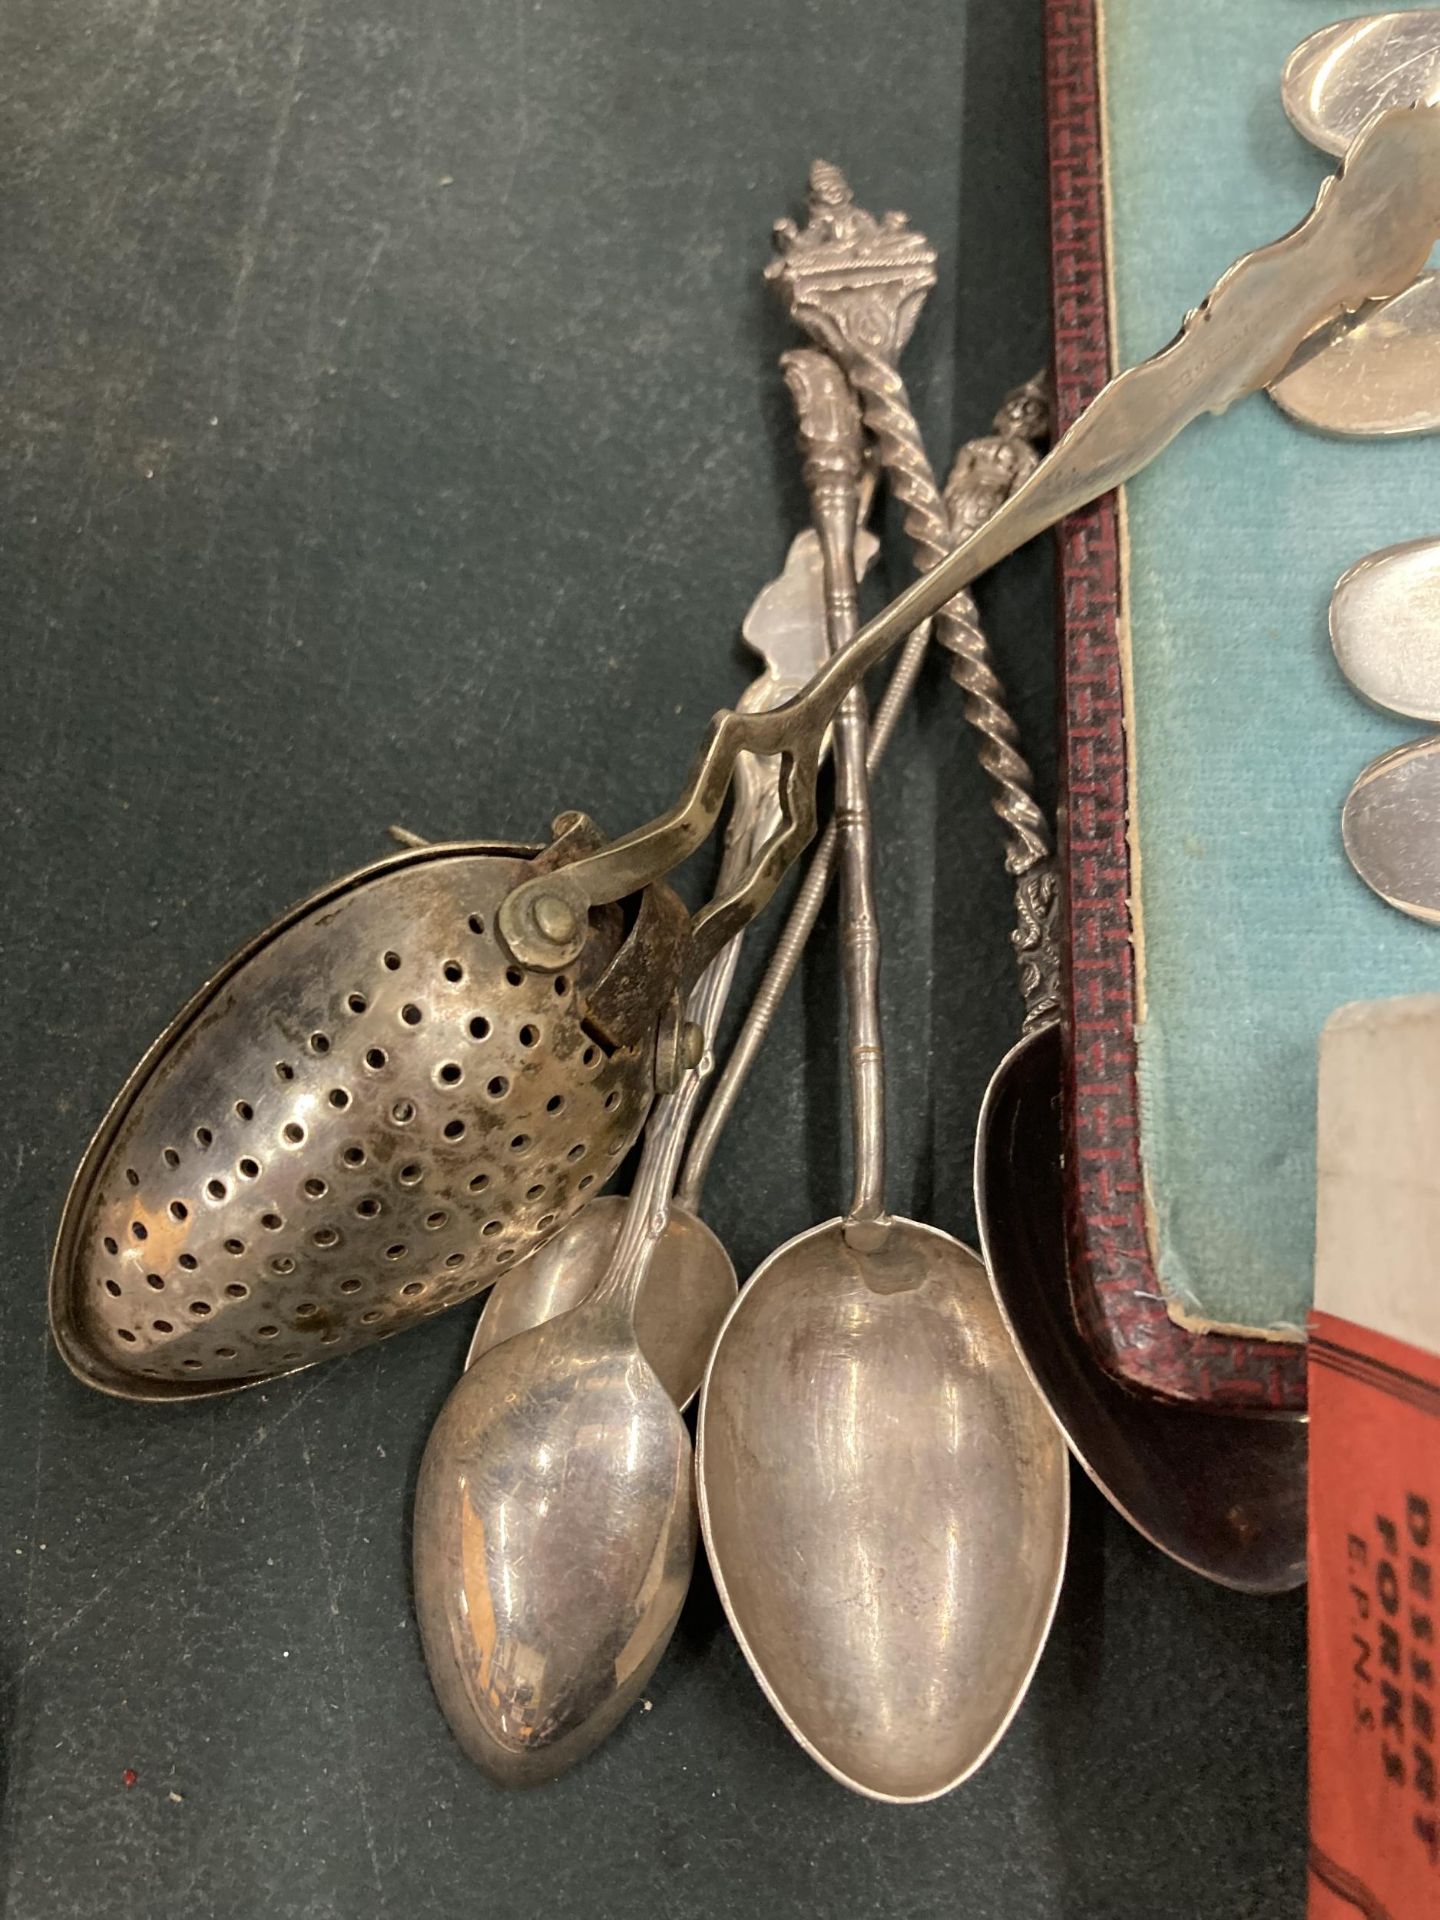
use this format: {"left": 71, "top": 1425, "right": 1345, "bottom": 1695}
{"left": 1269, "top": 270, "right": 1440, "bottom": 439}
{"left": 51, "top": 834, "right": 677, "bottom": 1399}
{"left": 976, "top": 1024, "right": 1307, "bottom": 1595}
{"left": 1330, "top": 533, "right": 1440, "bottom": 720}
{"left": 698, "top": 342, "right": 1067, "bottom": 1801}
{"left": 1283, "top": 12, "right": 1440, "bottom": 158}
{"left": 698, "top": 1218, "right": 1067, "bottom": 1801}
{"left": 465, "top": 1195, "right": 736, "bottom": 1409}
{"left": 413, "top": 1297, "right": 696, "bottom": 1788}
{"left": 1343, "top": 735, "right": 1440, "bottom": 925}
{"left": 1269, "top": 19, "right": 1440, "bottom": 438}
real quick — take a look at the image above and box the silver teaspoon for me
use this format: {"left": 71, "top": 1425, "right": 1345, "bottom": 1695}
{"left": 412, "top": 1045, "right": 700, "bottom": 1787}
{"left": 1328, "top": 537, "right": 1440, "bottom": 924}
{"left": 697, "top": 350, "right": 1066, "bottom": 1803}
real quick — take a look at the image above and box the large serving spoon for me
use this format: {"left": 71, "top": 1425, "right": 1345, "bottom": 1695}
{"left": 696, "top": 348, "right": 1067, "bottom": 1803}
{"left": 461, "top": 463, "right": 878, "bottom": 1408}
{"left": 1272, "top": 14, "right": 1440, "bottom": 436}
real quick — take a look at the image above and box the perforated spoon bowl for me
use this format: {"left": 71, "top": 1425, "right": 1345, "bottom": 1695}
{"left": 50, "top": 827, "right": 677, "bottom": 1399}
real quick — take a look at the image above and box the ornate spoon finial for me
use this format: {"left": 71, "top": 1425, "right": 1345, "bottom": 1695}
{"left": 768, "top": 161, "right": 937, "bottom": 366}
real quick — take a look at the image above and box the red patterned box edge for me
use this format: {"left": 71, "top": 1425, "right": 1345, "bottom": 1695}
{"left": 1043, "top": 0, "right": 1306, "bottom": 1409}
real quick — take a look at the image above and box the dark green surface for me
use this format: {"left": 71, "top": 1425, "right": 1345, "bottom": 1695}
{"left": 0, "top": 1, "right": 1304, "bottom": 1915}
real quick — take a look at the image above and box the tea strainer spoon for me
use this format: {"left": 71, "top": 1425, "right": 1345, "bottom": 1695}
{"left": 51, "top": 822, "right": 681, "bottom": 1400}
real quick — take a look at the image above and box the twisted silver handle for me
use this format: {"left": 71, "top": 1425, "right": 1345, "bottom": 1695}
{"left": 936, "top": 384, "right": 1059, "bottom": 1027}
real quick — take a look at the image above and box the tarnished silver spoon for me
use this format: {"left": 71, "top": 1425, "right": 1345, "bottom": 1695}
{"left": 976, "top": 1023, "right": 1308, "bottom": 1596}
{"left": 696, "top": 350, "right": 1067, "bottom": 1804}
{"left": 462, "top": 462, "right": 879, "bottom": 1408}
{"left": 412, "top": 1048, "right": 701, "bottom": 1787}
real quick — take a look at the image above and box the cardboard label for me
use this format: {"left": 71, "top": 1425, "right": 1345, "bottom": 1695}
{"left": 1309, "top": 1308, "right": 1440, "bottom": 1918}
